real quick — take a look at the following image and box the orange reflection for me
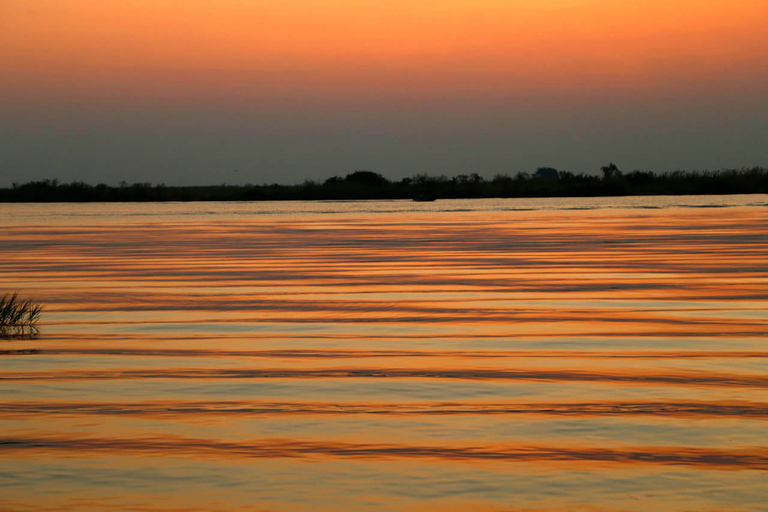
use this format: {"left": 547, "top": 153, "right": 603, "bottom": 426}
{"left": 4, "top": 366, "right": 768, "bottom": 388}
{"left": 2, "top": 203, "right": 768, "bottom": 510}
{"left": 3, "top": 399, "right": 767, "bottom": 420}
{"left": 3, "top": 433, "right": 767, "bottom": 470}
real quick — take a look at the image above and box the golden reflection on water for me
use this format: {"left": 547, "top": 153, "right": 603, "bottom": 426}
{"left": 1, "top": 199, "right": 767, "bottom": 511}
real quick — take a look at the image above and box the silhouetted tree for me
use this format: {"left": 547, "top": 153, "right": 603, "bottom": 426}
{"left": 601, "top": 163, "right": 622, "bottom": 180}
{"left": 2, "top": 167, "right": 767, "bottom": 202}
{"left": 535, "top": 167, "right": 560, "bottom": 180}
{"left": 344, "top": 170, "right": 388, "bottom": 185}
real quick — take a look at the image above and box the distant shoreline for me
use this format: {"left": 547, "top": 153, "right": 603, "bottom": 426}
{"left": 2, "top": 167, "right": 766, "bottom": 203}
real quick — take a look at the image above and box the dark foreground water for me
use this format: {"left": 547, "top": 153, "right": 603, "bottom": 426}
{"left": 1, "top": 196, "right": 767, "bottom": 511}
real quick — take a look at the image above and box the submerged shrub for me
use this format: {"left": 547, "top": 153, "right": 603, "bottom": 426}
{"left": 0, "top": 293, "right": 42, "bottom": 339}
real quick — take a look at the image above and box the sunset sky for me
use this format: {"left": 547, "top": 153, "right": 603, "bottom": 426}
{"left": 2, "top": 0, "right": 767, "bottom": 186}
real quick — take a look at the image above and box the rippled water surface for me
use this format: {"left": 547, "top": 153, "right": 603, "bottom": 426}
{"left": 1, "top": 196, "right": 767, "bottom": 511}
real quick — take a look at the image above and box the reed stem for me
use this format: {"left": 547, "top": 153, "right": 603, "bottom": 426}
{"left": 0, "top": 293, "right": 42, "bottom": 339}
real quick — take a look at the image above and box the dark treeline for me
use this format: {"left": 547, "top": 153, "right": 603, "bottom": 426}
{"left": 2, "top": 165, "right": 766, "bottom": 202}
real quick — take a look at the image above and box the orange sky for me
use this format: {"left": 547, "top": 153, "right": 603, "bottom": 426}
{"left": 1, "top": 0, "right": 766, "bottom": 184}
{"left": 4, "top": 0, "right": 767, "bottom": 102}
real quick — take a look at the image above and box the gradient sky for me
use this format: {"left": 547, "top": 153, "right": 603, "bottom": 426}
{"left": 2, "top": 0, "right": 767, "bottom": 186}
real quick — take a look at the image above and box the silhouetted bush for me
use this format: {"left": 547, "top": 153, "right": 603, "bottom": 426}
{"left": 1, "top": 167, "right": 766, "bottom": 202}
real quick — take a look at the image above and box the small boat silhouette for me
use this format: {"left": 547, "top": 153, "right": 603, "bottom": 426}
{"left": 413, "top": 191, "right": 436, "bottom": 202}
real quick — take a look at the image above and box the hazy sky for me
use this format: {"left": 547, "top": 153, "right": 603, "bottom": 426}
{"left": 2, "top": 0, "right": 767, "bottom": 186}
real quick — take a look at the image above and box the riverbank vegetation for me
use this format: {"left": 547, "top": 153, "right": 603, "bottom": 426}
{"left": 2, "top": 166, "right": 766, "bottom": 202}
{"left": 0, "top": 293, "right": 42, "bottom": 339}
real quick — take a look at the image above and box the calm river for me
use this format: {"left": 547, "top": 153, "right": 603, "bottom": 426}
{"left": 1, "top": 195, "right": 767, "bottom": 511}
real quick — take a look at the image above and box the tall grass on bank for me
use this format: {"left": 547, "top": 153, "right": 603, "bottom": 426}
{"left": 0, "top": 293, "right": 42, "bottom": 339}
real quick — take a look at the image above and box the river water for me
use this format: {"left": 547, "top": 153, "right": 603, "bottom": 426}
{"left": 1, "top": 195, "right": 767, "bottom": 511}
